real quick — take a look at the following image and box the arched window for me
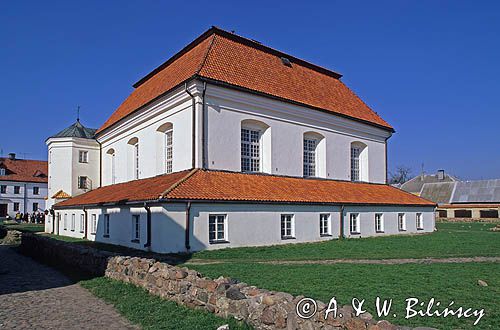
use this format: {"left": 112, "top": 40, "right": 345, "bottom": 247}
{"left": 240, "top": 119, "right": 270, "bottom": 173}
{"left": 303, "top": 132, "right": 325, "bottom": 177}
{"left": 106, "top": 148, "right": 116, "bottom": 184}
{"left": 157, "top": 123, "right": 173, "bottom": 174}
{"left": 350, "top": 141, "right": 368, "bottom": 182}
{"left": 128, "top": 137, "right": 139, "bottom": 180}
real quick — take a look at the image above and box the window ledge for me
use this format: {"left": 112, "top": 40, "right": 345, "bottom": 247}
{"left": 417, "top": 228, "right": 424, "bottom": 231}
{"left": 399, "top": 229, "right": 407, "bottom": 232}
{"left": 281, "top": 236, "right": 296, "bottom": 240}
{"left": 375, "top": 230, "right": 385, "bottom": 234}
{"left": 103, "top": 234, "right": 110, "bottom": 238}
{"left": 209, "top": 240, "right": 230, "bottom": 245}
{"left": 90, "top": 232, "right": 96, "bottom": 235}
{"left": 320, "top": 234, "right": 333, "bottom": 237}
{"left": 70, "top": 230, "right": 74, "bottom": 232}
{"left": 131, "top": 239, "right": 140, "bottom": 243}
{"left": 350, "top": 232, "right": 361, "bottom": 235}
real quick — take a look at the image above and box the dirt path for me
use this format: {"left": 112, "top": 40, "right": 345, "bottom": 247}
{"left": 0, "top": 245, "right": 138, "bottom": 330}
{"left": 186, "top": 256, "right": 500, "bottom": 265}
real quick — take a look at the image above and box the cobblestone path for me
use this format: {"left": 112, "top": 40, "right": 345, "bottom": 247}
{"left": 0, "top": 245, "right": 139, "bottom": 329}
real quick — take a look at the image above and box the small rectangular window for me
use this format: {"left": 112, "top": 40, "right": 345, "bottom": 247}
{"left": 351, "top": 147, "right": 361, "bottom": 182}
{"left": 104, "top": 214, "right": 110, "bottom": 237}
{"left": 0, "top": 168, "right": 5, "bottom": 176}
{"left": 64, "top": 214, "right": 68, "bottom": 230}
{"left": 91, "top": 214, "right": 97, "bottom": 234}
{"left": 281, "top": 214, "right": 295, "bottom": 239}
{"left": 398, "top": 213, "right": 406, "bottom": 231}
{"left": 375, "top": 213, "right": 384, "bottom": 232}
{"left": 14, "top": 186, "right": 20, "bottom": 194}
{"left": 132, "top": 215, "right": 140, "bottom": 241}
{"left": 33, "top": 186, "right": 39, "bottom": 195}
{"left": 208, "top": 215, "right": 227, "bottom": 243}
{"left": 79, "top": 214, "right": 85, "bottom": 233}
{"left": 350, "top": 213, "right": 360, "bottom": 234}
{"left": 79, "top": 150, "right": 88, "bottom": 163}
{"left": 13, "top": 202, "right": 20, "bottom": 211}
{"left": 134, "top": 143, "right": 140, "bottom": 179}
{"left": 416, "top": 213, "right": 424, "bottom": 230}
{"left": 0, "top": 185, "right": 6, "bottom": 193}
{"left": 32, "top": 203, "right": 38, "bottom": 212}
{"left": 319, "top": 213, "right": 331, "bottom": 236}
{"left": 78, "top": 176, "right": 88, "bottom": 189}
{"left": 71, "top": 214, "right": 75, "bottom": 231}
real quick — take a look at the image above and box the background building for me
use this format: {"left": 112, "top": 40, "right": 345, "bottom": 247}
{"left": 0, "top": 153, "right": 48, "bottom": 218}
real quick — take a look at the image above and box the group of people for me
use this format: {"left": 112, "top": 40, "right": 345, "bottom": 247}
{"left": 14, "top": 211, "right": 45, "bottom": 224}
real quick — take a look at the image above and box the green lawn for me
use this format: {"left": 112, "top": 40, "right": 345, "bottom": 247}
{"left": 189, "top": 262, "right": 499, "bottom": 329}
{"left": 80, "top": 277, "right": 251, "bottom": 330}
{"left": 1, "top": 222, "right": 44, "bottom": 233}
{"left": 191, "top": 222, "right": 500, "bottom": 261}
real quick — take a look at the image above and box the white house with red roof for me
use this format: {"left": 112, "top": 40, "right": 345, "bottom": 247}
{"left": 0, "top": 153, "right": 48, "bottom": 218}
{"left": 45, "top": 27, "right": 435, "bottom": 253}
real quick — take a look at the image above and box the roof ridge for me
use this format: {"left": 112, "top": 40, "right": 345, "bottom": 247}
{"left": 195, "top": 33, "right": 217, "bottom": 75}
{"left": 160, "top": 168, "right": 199, "bottom": 198}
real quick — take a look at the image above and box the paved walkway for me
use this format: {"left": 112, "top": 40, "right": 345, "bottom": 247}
{"left": 186, "top": 256, "right": 500, "bottom": 265}
{"left": 0, "top": 246, "right": 138, "bottom": 330}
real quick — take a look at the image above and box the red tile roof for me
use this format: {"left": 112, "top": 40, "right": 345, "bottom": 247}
{"left": 0, "top": 158, "right": 48, "bottom": 183}
{"left": 55, "top": 169, "right": 435, "bottom": 208}
{"left": 96, "top": 27, "right": 392, "bottom": 134}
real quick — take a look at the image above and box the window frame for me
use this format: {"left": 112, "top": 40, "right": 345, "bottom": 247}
{"left": 398, "top": 213, "right": 407, "bottom": 231}
{"left": 79, "top": 214, "right": 85, "bottom": 233}
{"left": 351, "top": 146, "right": 361, "bottom": 182}
{"left": 78, "top": 176, "right": 88, "bottom": 189}
{"left": 14, "top": 186, "right": 20, "bottom": 194}
{"left": 134, "top": 143, "right": 140, "bottom": 180}
{"left": 241, "top": 127, "right": 261, "bottom": 173}
{"left": 208, "top": 214, "right": 228, "bottom": 244}
{"left": 165, "top": 129, "right": 173, "bottom": 174}
{"left": 280, "top": 214, "right": 295, "bottom": 239}
{"left": 303, "top": 138, "right": 317, "bottom": 177}
{"left": 416, "top": 213, "right": 424, "bottom": 230}
{"left": 78, "top": 150, "right": 89, "bottom": 163}
{"left": 63, "top": 214, "right": 68, "bottom": 230}
{"left": 350, "top": 213, "right": 360, "bottom": 234}
{"left": 70, "top": 214, "right": 75, "bottom": 231}
{"left": 375, "top": 213, "right": 384, "bottom": 233}
{"left": 0, "top": 168, "right": 5, "bottom": 176}
{"left": 91, "top": 214, "right": 97, "bottom": 235}
{"left": 32, "top": 203, "right": 38, "bottom": 212}
{"left": 103, "top": 214, "right": 110, "bottom": 237}
{"left": 319, "top": 213, "right": 331, "bottom": 236}
{"left": 13, "top": 202, "right": 20, "bottom": 212}
{"left": 0, "top": 185, "right": 6, "bottom": 193}
{"left": 33, "top": 186, "right": 39, "bottom": 195}
{"left": 132, "top": 215, "right": 140, "bottom": 242}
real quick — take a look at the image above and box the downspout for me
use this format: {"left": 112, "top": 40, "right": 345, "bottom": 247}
{"left": 185, "top": 82, "right": 196, "bottom": 169}
{"left": 185, "top": 201, "right": 191, "bottom": 252}
{"left": 144, "top": 202, "right": 151, "bottom": 250}
{"left": 23, "top": 183, "right": 27, "bottom": 214}
{"left": 50, "top": 208, "right": 55, "bottom": 234}
{"left": 201, "top": 82, "right": 207, "bottom": 168}
{"left": 96, "top": 140, "right": 102, "bottom": 187}
{"left": 83, "top": 207, "right": 88, "bottom": 239}
{"left": 339, "top": 205, "right": 345, "bottom": 239}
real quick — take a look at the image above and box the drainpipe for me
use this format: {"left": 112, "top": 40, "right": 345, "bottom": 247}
{"left": 185, "top": 201, "right": 192, "bottom": 252}
{"left": 83, "top": 207, "right": 88, "bottom": 239}
{"left": 185, "top": 83, "right": 196, "bottom": 169}
{"left": 50, "top": 208, "right": 55, "bottom": 234}
{"left": 23, "top": 183, "right": 27, "bottom": 215}
{"left": 144, "top": 202, "right": 151, "bottom": 250}
{"left": 339, "top": 205, "right": 345, "bottom": 239}
{"left": 96, "top": 140, "right": 102, "bottom": 187}
{"left": 201, "top": 82, "right": 207, "bottom": 169}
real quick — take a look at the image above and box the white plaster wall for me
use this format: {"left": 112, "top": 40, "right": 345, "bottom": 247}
{"left": 205, "top": 86, "right": 390, "bottom": 183}
{"left": 343, "top": 205, "right": 436, "bottom": 238}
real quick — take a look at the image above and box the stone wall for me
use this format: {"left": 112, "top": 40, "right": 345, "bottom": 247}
{"left": 20, "top": 233, "right": 415, "bottom": 330}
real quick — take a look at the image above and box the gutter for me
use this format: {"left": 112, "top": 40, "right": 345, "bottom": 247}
{"left": 185, "top": 201, "right": 191, "bottom": 252}
{"left": 144, "top": 202, "right": 151, "bottom": 250}
{"left": 185, "top": 83, "right": 196, "bottom": 168}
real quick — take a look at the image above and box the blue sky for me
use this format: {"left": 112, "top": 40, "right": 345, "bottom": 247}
{"left": 1, "top": 1, "right": 498, "bottom": 180}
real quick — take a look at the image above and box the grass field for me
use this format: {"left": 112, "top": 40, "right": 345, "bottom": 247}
{"left": 185, "top": 222, "right": 499, "bottom": 329}
{"left": 191, "top": 222, "right": 499, "bottom": 261}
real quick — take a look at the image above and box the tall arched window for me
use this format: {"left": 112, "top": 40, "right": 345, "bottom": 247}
{"left": 106, "top": 148, "right": 116, "bottom": 184}
{"left": 128, "top": 137, "right": 139, "bottom": 180}
{"left": 157, "top": 122, "right": 173, "bottom": 174}
{"left": 240, "top": 119, "right": 270, "bottom": 173}
{"left": 303, "top": 132, "right": 325, "bottom": 177}
{"left": 350, "top": 141, "right": 368, "bottom": 182}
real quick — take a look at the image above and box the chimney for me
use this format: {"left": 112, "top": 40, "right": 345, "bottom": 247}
{"left": 8, "top": 153, "right": 16, "bottom": 160}
{"left": 437, "top": 169, "right": 445, "bottom": 180}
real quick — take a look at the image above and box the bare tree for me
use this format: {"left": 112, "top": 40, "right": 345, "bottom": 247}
{"left": 389, "top": 166, "right": 412, "bottom": 184}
